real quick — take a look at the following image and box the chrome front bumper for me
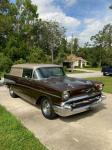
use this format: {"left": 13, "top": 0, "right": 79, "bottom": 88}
{"left": 53, "top": 95, "right": 106, "bottom": 117}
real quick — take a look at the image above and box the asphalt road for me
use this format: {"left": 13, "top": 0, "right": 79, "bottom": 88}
{"left": 0, "top": 86, "right": 112, "bottom": 150}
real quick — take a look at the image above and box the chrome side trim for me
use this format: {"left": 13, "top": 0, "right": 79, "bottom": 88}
{"left": 16, "top": 83, "right": 61, "bottom": 99}
{"left": 4, "top": 79, "right": 16, "bottom": 85}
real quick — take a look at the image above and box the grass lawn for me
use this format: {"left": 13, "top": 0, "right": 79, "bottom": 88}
{"left": 87, "top": 76, "right": 112, "bottom": 94}
{"left": 0, "top": 105, "right": 47, "bottom": 150}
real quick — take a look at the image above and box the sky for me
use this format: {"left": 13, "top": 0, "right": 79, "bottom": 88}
{"left": 11, "top": 0, "right": 112, "bottom": 45}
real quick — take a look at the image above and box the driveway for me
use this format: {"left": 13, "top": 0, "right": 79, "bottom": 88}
{"left": 0, "top": 86, "right": 112, "bottom": 150}
{"left": 67, "top": 69, "right": 103, "bottom": 78}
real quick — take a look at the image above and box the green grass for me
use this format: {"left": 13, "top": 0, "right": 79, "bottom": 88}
{"left": 0, "top": 105, "right": 48, "bottom": 150}
{"left": 87, "top": 76, "right": 112, "bottom": 94}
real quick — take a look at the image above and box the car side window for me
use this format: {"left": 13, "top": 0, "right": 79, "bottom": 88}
{"left": 22, "top": 69, "right": 33, "bottom": 79}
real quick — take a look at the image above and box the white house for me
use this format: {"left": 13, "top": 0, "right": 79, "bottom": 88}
{"left": 63, "top": 54, "right": 87, "bottom": 69}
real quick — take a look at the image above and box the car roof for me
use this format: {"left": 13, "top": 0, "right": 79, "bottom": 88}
{"left": 12, "top": 64, "right": 62, "bottom": 69}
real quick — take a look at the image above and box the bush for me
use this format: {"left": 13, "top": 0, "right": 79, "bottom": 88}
{"left": 0, "top": 53, "right": 13, "bottom": 73}
{"left": 28, "top": 47, "right": 49, "bottom": 63}
{"left": 14, "top": 58, "right": 26, "bottom": 64}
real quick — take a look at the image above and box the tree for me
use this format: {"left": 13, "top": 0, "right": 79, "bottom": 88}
{"left": 0, "top": 0, "right": 14, "bottom": 52}
{"left": 14, "top": 0, "right": 39, "bottom": 50}
{"left": 5, "top": 35, "right": 28, "bottom": 61}
{"left": 72, "top": 38, "right": 79, "bottom": 54}
{"left": 28, "top": 47, "right": 49, "bottom": 63}
{"left": 91, "top": 24, "right": 112, "bottom": 66}
{"left": 0, "top": 53, "right": 12, "bottom": 73}
{"left": 68, "top": 36, "right": 79, "bottom": 55}
{"left": 34, "top": 20, "right": 65, "bottom": 63}
{"left": 0, "top": 0, "right": 78, "bottom": 71}
{"left": 56, "top": 38, "right": 67, "bottom": 63}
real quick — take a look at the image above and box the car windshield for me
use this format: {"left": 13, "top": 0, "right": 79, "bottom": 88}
{"left": 36, "top": 67, "right": 65, "bottom": 79}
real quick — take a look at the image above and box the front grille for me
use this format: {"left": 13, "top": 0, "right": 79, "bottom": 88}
{"left": 66, "top": 94, "right": 101, "bottom": 108}
{"left": 72, "top": 99, "right": 98, "bottom": 108}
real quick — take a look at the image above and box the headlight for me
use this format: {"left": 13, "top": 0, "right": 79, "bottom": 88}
{"left": 95, "top": 83, "right": 103, "bottom": 91}
{"left": 62, "top": 91, "right": 70, "bottom": 100}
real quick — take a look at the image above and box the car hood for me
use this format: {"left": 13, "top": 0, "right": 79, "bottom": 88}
{"left": 42, "top": 76, "right": 94, "bottom": 92}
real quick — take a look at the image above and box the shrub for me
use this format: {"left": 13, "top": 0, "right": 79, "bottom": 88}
{"left": 14, "top": 58, "right": 26, "bottom": 64}
{"left": 0, "top": 53, "right": 13, "bottom": 73}
{"left": 28, "top": 47, "right": 48, "bottom": 63}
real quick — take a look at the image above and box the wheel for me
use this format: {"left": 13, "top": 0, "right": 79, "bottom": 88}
{"left": 9, "top": 86, "right": 18, "bottom": 98}
{"left": 41, "top": 98, "right": 57, "bottom": 119}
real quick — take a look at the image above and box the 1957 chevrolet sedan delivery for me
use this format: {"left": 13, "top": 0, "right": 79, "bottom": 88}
{"left": 4, "top": 64, "right": 105, "bottom": 119}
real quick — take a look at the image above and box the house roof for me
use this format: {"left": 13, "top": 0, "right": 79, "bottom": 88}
{"left": 64, "top": 54, "right": 87, "bottom": 62}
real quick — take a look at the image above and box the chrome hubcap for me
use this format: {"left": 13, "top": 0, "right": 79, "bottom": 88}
{"left": 42, "top": 100, "right": 51, "bottom": 115}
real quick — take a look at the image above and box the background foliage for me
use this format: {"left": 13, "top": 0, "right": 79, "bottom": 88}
{"left": 0, "top": 0, "right": 112, "bottom": 74}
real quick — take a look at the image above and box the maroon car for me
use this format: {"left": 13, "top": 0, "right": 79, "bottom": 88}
{"left": 4, "top": 64, "right": 105, "bottom": 119}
